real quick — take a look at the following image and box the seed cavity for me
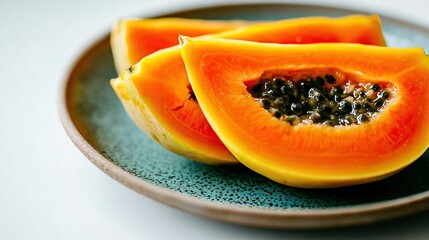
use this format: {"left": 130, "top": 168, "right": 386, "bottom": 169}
{"left": 248, "top": 71, "right": 394, "bottom": 126}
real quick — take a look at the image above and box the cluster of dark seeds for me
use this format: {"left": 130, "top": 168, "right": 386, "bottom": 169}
{"left": 248, "top": 74, "right": 392, "bottom": 126}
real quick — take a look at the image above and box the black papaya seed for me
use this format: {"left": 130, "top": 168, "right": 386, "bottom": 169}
{"left": 291, "top": 103, "right": 303, "bottom": 115}
{"left": 325, "top": 74, "right": 336, "bottom": 84}
{"left": 250, "top": 73, "right": 391, "bottom": 127}
{"left": 261, "top": 98, "right": 271, "bottom": 109}
{"left": 370, "top": 83, "right": 381, "bottom": 91}
{"left": 314, "top": 76, "right": 325, "bottom": 87}
{"left": 357, "top": 113, "right": 370, "bottom": 124}
{"left": 272, "top": 77, "right": 285, "bottom": 88}
{"left": 373, "top": 98, "right": 384, "bottom": 107}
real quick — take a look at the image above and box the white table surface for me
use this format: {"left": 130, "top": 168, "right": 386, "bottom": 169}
{"left": 2, "top": 0, "right": 429, "bottom": 239}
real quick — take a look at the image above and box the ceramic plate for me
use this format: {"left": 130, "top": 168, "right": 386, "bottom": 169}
{"left": 59, "top": 3, "right": 429, "bottom": 229}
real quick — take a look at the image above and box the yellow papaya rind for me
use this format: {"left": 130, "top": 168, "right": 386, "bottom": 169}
{"left": 111, "top": 19, "right": 130, "bottom": 74}
{"left": 111, "top": 15, "right": 386, "bottom": 165}
{"left": 181, "top": 37, "right": 429, "bottom": 188}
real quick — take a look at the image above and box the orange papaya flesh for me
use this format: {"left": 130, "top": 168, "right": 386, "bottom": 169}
{"left": 111, "top": 16, "right": 385, "bottom": 73}
{"left": 111, "top": 18, "right": 249, "bottom": 73}
{"left": 180, "top": 37, "right": 429, "bottom": 188}
{"left": 112, "top": 50, "right": 234, "bottom": 164}
{"left": 111, "top": 15, "right": 386, "bottom": 165}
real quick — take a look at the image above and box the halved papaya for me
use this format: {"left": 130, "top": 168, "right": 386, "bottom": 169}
{"left": 180, "top": 37, "right": 429, "bottom": 188}
{"left": 111, "top": 18, "right": 248, "bottom": 73}
{"left": 111, "top": 15, "right": 386, "bottom": 165}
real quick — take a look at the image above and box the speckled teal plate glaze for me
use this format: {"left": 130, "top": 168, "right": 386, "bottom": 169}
{"left": 60, "top": 3, "right": 429, "bottom": 229}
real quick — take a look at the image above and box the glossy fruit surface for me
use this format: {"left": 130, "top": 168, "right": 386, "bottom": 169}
{"left": 111, "top": 15, "right": 386, "bottom": 164}
{"left": 111, "top": 18, "right": 248, "bottom": 72}
{"left": 181, "top": 37, "right": 429, "bottom": 187}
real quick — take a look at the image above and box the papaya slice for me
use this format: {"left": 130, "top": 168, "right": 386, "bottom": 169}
{"left": 180, "top": 37, "right": 429, "bottom": 188}
{"left": 111, "top": 18, "right": 249, "bottom": 73}
{"left": 111, "top": 15, "right": 386, "bottom": 165}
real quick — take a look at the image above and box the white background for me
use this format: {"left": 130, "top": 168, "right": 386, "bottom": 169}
{"left": 1, "top": 0, "right": 429, "bottom": 239}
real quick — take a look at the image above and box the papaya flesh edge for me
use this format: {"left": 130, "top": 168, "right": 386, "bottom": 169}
{"left": 180, "top": 37, "right": 429, "bottom": 188}
{"left": 110, "top": 15, "right": 386, "bottom": 165}
{"left": 111, "top": 18, "right": 250, "bottom": 73}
